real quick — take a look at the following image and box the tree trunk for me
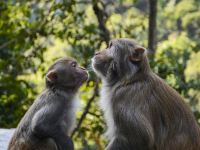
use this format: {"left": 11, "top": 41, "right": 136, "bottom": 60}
{"left": 93, "top": 1, "right": 111, "bottom": 45}
{"left": 148, "top": 0, "right": 157, "bottom": 55}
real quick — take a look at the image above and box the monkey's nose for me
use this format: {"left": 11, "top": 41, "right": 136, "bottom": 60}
{"left": 95, "top": 51, "right": 100, "bottom": 55}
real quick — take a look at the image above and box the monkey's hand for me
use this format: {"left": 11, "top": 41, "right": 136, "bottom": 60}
{"left": 54, "top": 132, "right": 74, "bottom": 150}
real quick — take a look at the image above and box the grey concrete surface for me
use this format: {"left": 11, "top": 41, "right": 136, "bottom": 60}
{"left": 0, "top": 129, "right": 15, "bottom": 150}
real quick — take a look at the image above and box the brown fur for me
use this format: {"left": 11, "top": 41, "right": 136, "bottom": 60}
{"left": 92, "top": 38, "right": 200, "bottom": 150}
{"left": 8, "top": 58, "right": 88, "bottom": 150}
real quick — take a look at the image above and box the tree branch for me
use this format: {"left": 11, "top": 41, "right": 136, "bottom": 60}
{"left": 71, "top": 0, "right": 111, "bottom": 138}
{"left": 148, "top": 0, "right": 157, "bottom": 55}
{"left": 88, "top": 111, "right": 101, "bottom": 118}
{"left": 77, "top": 0, "right": 92, "bottom": 4}
{"left": 0, "top": 39, "right": 15, "bottom": 50}
{"left": 92, "top": 0, "right": 111, "bottom": 45}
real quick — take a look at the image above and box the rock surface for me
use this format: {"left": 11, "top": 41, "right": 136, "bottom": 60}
{"left": 0, "top": 129, "right": 15, "bottom": 150}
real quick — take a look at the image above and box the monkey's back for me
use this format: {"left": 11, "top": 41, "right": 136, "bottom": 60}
{"left": 8, "top": 90, "right": 58, "bottom": 150}
{"left": 150, "top": 74, "right": 200, "bottom": 150}
{"left": 111, "top": 72, "right": 200, "bottom": 150}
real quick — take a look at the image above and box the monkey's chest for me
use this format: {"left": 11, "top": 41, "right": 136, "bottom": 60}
{"left": 61, "top": 121, "right": 73, "bottom": 136}
{"left": 62, "top": 105, "right": 77, "bottom": 135}
{"left": 99, "top": 86, "right": 116, "bottom": 139}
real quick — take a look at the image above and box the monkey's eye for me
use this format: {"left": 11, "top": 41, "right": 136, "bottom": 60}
{"left": 71, "top": 62, "right": 77, "bottom": 67}
{"left": 109, "top": 42, "right": 112, "bottom": 48}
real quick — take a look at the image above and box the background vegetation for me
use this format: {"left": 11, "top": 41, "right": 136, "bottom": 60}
{"left": 0, "top": 0, "right": 200, "bottom": 149}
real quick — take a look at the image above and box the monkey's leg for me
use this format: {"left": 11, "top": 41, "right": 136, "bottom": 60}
{"left": 53, "top": 131, "right": 74, "bottom": 150}
{"left": 36, "top": 138, "right": 58, "bottom": 150}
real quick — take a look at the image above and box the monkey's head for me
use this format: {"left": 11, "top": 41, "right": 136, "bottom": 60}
{"left": 92, "top": 38, "right": 150, "bottom": 85}
{"left": 46, "top": 58, "right": 88, "bottom": 92}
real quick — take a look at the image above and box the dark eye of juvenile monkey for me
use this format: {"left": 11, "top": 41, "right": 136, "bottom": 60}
{"left": 109, "top": 42, "right": 112, "bottom": 48}
{"left": 71, "top": 61, "right": 77, "bottom": 67}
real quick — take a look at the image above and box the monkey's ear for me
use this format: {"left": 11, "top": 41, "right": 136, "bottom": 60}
{"left": 46, "top": 70, "right": 57, "bottom": 83}
{"left": 129, "top": 47, "right": 145, "bottom": 62}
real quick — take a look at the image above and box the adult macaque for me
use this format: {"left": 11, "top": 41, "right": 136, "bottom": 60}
{"left": 92, "top": 38, "right": 200, "bottom": 150}
{"left": 8, "top": 58, "right": 88, "bottom": 150}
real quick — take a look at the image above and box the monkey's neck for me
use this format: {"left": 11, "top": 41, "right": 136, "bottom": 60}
{"left": 104, "top": 70, "right": 152, "bottom": 89}
{"left": 46, "top": 82, "right": 78, "bottom": 94}
{"left": 46, "top": 86, "right": 77, "bottom": 98}
{"left": 105, "top": 58, "right": 151, "bottom": 87}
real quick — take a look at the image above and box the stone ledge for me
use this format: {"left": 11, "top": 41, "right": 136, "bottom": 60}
{"left": 0, "top": 129, "right": 15, "bottom": 150}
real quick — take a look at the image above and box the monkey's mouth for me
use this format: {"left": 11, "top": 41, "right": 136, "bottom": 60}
{"left": 82, "top": 71, "right": 89, "bottom": 82}
{"left": 91, "top": 56, "right": 107, "bottom": 78}
{"left": 77, "top": 71, "right": 88, "bottom": 86}
{"left": 91, "top": 56, "right": 99, "bottom": 73}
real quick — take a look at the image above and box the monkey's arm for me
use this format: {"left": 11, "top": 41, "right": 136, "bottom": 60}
{"left": 53, "top": 130, "right": 74, "bottom": 150}
{"left": 31, "top": 102, "right": 74, "bottom": 150}
{"left": 105, "top": 137, "right": 131, "bottom": 150}
{"left": 109, "top": 104, "right": 155, "bottom": 150}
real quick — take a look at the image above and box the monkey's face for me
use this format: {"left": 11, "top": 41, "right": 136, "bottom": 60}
{"left": 92, "top": 45, "right": 113, "bottom": 78}
{"left": 46, "top": 58, "right": 88, "bottom": 91}
{"left": 92, "top": 38, "right": 146, "bottom": 83}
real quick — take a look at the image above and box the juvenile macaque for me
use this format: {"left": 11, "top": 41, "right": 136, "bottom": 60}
{"left": 92, "top": 38, "right": 200, "bottom": 150}
{"left": 8, "top": 58, "right": 88, "bottom": 150}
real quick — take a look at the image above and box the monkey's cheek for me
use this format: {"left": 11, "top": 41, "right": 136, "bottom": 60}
{"left": 82, "top": 72, "right": 89, "bottom": 82}
{"left": 92, "top": 55, "right": 102, "bottom": 64}
{"left": 77, "top": 72, "right": 88, "bottom": 86}
{"left": 91, "top": 57, "right": 107, "bottom": 78}
{"left": 92, "top": 62, "right": 100, "bottom": 74}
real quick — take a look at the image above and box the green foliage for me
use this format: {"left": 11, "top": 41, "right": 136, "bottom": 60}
{"left": 0, "top": 0, "right": 200, "bottom": 149}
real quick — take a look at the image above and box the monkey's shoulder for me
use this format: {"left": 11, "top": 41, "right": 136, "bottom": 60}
{"left": 149, "top": 74, "right": 185, "bottom": 101}
{"left": 109, "top": 73, "right": 185, "bottom": 106}
{"left": 14, "top": 90, "right": 70, "bottom": 133}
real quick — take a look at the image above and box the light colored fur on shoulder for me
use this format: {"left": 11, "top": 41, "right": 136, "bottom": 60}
{"left": 55, "top": 89, "right": 80, "bottom": 135}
